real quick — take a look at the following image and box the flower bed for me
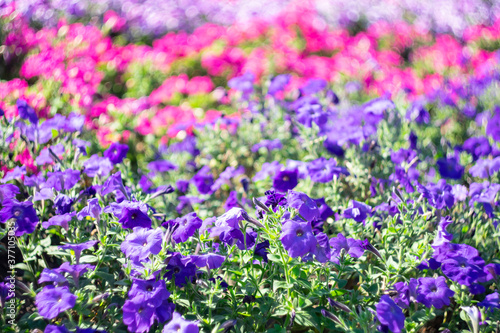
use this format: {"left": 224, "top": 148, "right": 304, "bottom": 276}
{"left": 1, "top": 1, "right": 500, "bottom": 332}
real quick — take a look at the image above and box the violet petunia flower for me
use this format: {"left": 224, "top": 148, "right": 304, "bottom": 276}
{"left": 268, "top": 74, "right": 291, "bottom": 96}
{"left": 128, "top": 278, "right": 170, "bottom": 307}
{"left": 162, "top": 312, "right": 199, "bottom": 333}
{"left": 273, "top": 169, "right": 298, "bottom": 192}
{"left": 416, "top": 276, "right": 455, "bottom": 309}
{"left": 166, "top": 212, "right": 202, "bottom": 243}
{"left": 104, "top": 142, "right": 129, "bottom": 164}
{"left": 280, "top": 220, "right": 317, "bottom": 258}
{"left": 307, "top": 157, "right": 348, "bottom": 183}
{"left": 164, "top": 253, "right": 198, "bottom": 287}
{"left": 121, "top": 227, "right": 163, "bottom": 262}
{"left": 417, "top": 179, "right": 454, "bottom": 209}
{"left": 83, "top": 155, "right": 113, "bottom": 178}
{"left": 17, "top": 99, "right": 38, "bottom": 124}
{"left": 35, "top": 286, "right": 76, "bottom": 319}
{"left": 0, "top": 199, "right": 39, "bottom": 236}
{"left": 329, "top": 233, "right": 364, "bottom": 264}
{"left": 343, "top": 200, "right": 372, "bottom": 223}
{"left": 286, "top": 191, "right": 320, "bottom": 221}
{"left": 59, "top": 240, "right": 98, "bottom": 264}
{"left": 191, "top": 166, "right": 214, "bottom": 195}
{"left": 122, "top": 298, "right": 156, "bottom": 333}
{"left": 376, "top": 295, "right": 405, "bottom": 333}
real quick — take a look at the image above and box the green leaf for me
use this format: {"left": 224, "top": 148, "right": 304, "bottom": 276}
{"left": 273, "top": 280, "right": 293, "bottom": 292}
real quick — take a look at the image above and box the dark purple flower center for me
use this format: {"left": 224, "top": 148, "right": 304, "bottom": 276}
{"left": 283, "top": 175, "right": 290, "bottom": 181}
{"left": 138, "top": 307, "right": 143, "bottom": 313}
{"left": 173, "top": 267, "right": 181, "bottom": 274}
{"left": 131, "top": 213, "right": 137, "bottom": 220}
{"left": 296, "top": 229, "right": 304, "bottom": 237}
{"left": 430, "top": 286, "right": 437, "bottom": 292}
{"left": 146, "top": 285, "right": 153, "bottom": 292}
{"left": 13, "top": 208, "right": 22, "bottom": 217}
{"left": 142, "top": 242, "right": 147, "bottom": 246}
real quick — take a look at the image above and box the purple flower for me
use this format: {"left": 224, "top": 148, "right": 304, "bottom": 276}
{"left": 162, "top": 312, "right": 199, "bottom": 333}
{"left": 148, "top": 160, "right": 178, "bottom": 173}
{"left": 122, "top": 298, "right": 156, "bottom": 333}
{"left": 176, "top": 179, "right": 190, "bottom": 193}
{"left": 42, "top": 213, "right": 74, "bottom": 230}
{"left": 77, "top": 198, "right": 102, "bottom": 221}
{"left": 300, "top": 78, "right": 327, "bottom": 95}
{"left": 191, "top": 166, "right": 214, "bottom": 195}
{"left": 44, "top": 325, "right": 69, "bottom": 333}
{"left": 437, "top": 157, "right": 464, "bottom": 180}
{"left": 483, "top": 263, "right": 500, "bottom": 282}
{"left": 416, "top": 276, "right": 454, "bottom": 309}
{"left": 296, "top": 101, "right": 328, "bottom": 128}
{"left": 45, "top": 169, "right": 81, "bottom": 191}
{"left": 286, "top": 191, "right": 320, "bottom": 221}
{"left": 312, "top": 232, "right": 330, "bottom": 263}
{"left": 83, "top": 155, "right": 113, "bottom": 178}
{"left": 406, "top": 102, "right": 430, "bottom": 124}
{"left": 57, "top": 262, "right": 94, "bottom": 288}
{"left": 268, "top": 74, "right": 291, "bottom": 96}
{"left": 17, "top": 99, "right": 38, "bottom": 124}
{"left": 0, "top": 184, "right": 19, "bottom": 204}
{"left": 211, "top": 166, "right": 244, "bottom": 192}
{"left": 417, "top": 179, "right": 455, "bottom": 209}
{"left": 251, "top": 139, "right": 283, "bottom": 153}
{"left": 280, "top": 220, "right": 317, "bottom": 258}
{"left": 165, "top": 253, "right": 198, "bottom": 287}
{"left": 53, "top": 194, "right": 73, "bottom": 215}
{"left": 121, "top": 227, "right": 163, "bottom": 261}
{"left": 224, "top": 191, "right": 240, "bottom": 211}
{"left": 104, "top": 142, "right": 129, "bottom": 164}
{"left": 432, "top": 216, "right": 454, "bottom": 247}
{"left": 35, "top": 286, "right": 76, "bottom": 319}
{"left": 376, "top": 295, "right": 405, "bottom": 333}
{"left": 59, "top": 240, "right": 98, "bottom": 264}
{"left": 463, "top": 137, "right": 491, "bottom": 160}
{"left": 38, "top": 268, "right": 68, "bottom": 286}
{"left": 1, "top": 166, "right": 26, "bottom": 183}
{"left": 118, "top": 203, "right": 152, "bottom": 229}
{"left": 72, "top": 139, "right": 90, "bottom": 156}
{"left": 469, "top": 157, "right": 500, "bottom": 178}
{"left": 392, "top": 279, "right": 417, "bottom": 309}
{"left": 36, "top": 144, "right": 65, "bottom": 165}
{"left": 166, "top": 212, "right": 202, "bottom": 243}
{"left": 0, "top": 199, "right": 39, "bottom": 236}
{"left": 343, "top": 200, "right": 372, "bottom": 223}
{"left": 329, "top": 233, "right": 364, "bottom": 264}
{"left": 314, "top": 197, "right": 334, "bottom": 221}
{"left": 273, "top": 169, "right": 298, "bottom": 192}
{"left": 478, "top": 292, "right": 499, "bottom": 311}
{"left": 307, "top": 157, "right": 348, "bottom": 183}
{"left": 182, "top": 254, "right": 225, "bottom": 269}
{"left": 253, "top": 161, "right": 282, "bottom": 182}
{"left": 228, "top": 72, "right": 254, "bottom": 95}
{"left": 468, "top": 182, "right": 500, "bottom": 217}
{"left": 486, "top": 111, "right": 500, "bottom": 142}
{"left": 437, "top": 244, "right": 486, "bottom": 286}
{"left": 128, "top": 278, "right": 170, "bottom": 307}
